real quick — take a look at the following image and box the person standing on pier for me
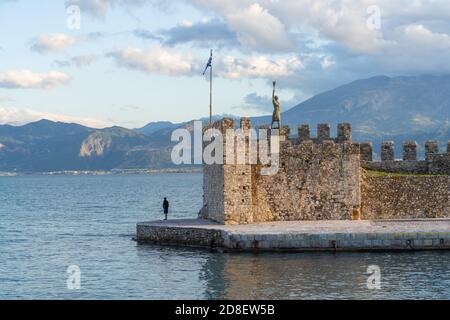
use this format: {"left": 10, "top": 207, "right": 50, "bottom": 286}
{"left": 162, "top": 197, "right": 169, "bottom": 220}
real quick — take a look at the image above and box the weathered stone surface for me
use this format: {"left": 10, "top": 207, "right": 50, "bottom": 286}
{"left": 428, "top": 153, "right": 450, "bottom": 174}
{"left": 403, "top": 141, "right": 417, "bottom": 161}
{"left": 200, "top": 119, "right": 450, "bottom": 225}
{"left": 360, "top": 142, "right": 373, "bottom": 162}
{"left": 362, "top": 160, "right": 430, "bottom": 174}
{"left": 297, "top": 124, "right": 310, "bottom": 142}
{"left": 337, "top": 123, "right": 352, "bottom": 143}
{"left": 253, "top": 140, "right": 360, "bottom": 222}
{"left": 361, "top": 140, "right": 449, "bottom": 174}
{"left": 361, "top": 173, "right": 450, "bottom": 219}
{"left": 136, "top": 219, "right": 450, "bottom": 251}
{"left": 201, "top": 122, "right": 361, "bottom": 224}
{"left": 202, "top": 164, "right": 225, "bottom": 223}
{"left": 137, "top": 220, "right": 224, "bottom": 247}
{"left": 240, "top": 117, "right": 251, "bottom": 130}
{"left": 381, "top": 141, "right": 395, "bottom": 161}
{"left": 317, "top": 124, "right": 331, "bottom": 141}
{"left": 425, "top": 140, "right": 439, "bottom": 160}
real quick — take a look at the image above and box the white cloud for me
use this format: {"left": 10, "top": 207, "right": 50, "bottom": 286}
{"left": 411, "top": 113, "right": 436, "bottom": 127}
{"left": 218, "top": 55, "right": 303, "bottom": 79}
{"left": 30, "top": 33, "right": 78, "bottom": 53}
{"left": 107, "top": 47, "right": 195, "bottom": 76}
{"left": 178, "top": 19, "right": 193, "bottom": 27}
{"left": 184, "top": 0, "right": 450, "bottom": 95}
{"left": 321, "top": 56, "right": 335, "bottom": 69}
{"left": 225, "top": 3, "right": 293, "bottom": 52}
{"left": 0, "top": 107, "right": 111, "bottom": 128}
{"left": 0, "top": 70, "right": 71, "bottom": 89}
{"left": 107, "top": 45, "right": 303, "bottom": 80}
{"left": 402, "top": 24, "right": 450, "bottom": 48}
{"left": 137, "top": 19, "right": 238, "bottom": 48}
{"left": 190, "top": 0, "right": 388, "bottom": 54}
{"left": 65, "top": 0, "right": 162, "bottom": 17}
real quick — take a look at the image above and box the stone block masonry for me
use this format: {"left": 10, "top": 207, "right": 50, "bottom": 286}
{"left": 360, "top": 142, "right": 373, "bottom": 162}
{"left": 298, "top": 124, "right": 310, "bottom": 142}
{"left": 425, "top": 140, "right": 439, "bottom": 160}
{"left": 403, "top": 141, "right": 417, "bottom": 161}
{"left": 381, "top": 141, "right": 395, "bottom": 161}
{"left": 136, "top": 219, "right": 450, "bottom": 251}
{"left": 200, "top": 118, "right": 361, "bottom": 224}
{"left": 200, "top": 118, "right": 449, "bottom": 225}
{"left": 361, "top": 140, "right": 450, "bottom": 175}
{"left": 361, "top": 173, "right": 450, "bottom": 219}
{"left": 253, "top": 140, "right": 360, "bottom": 222}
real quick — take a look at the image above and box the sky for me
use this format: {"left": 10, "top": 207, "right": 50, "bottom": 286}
{"left": 1, "top": 0, "right": 450, "bottom": 128}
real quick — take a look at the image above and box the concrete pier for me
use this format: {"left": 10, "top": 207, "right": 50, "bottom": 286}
{"left": 136, "top": 219, "right": 450, "bottom": 252}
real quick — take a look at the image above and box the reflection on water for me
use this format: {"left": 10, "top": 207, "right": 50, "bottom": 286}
{"left": 0, "top": 174, "right": 449, "bottom": 299}
{"left": 199, "top": 251, "right": 450, "bottom": 299}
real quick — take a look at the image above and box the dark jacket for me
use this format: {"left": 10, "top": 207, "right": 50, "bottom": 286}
{"left": 163, "top": 199, "right": 169, "bottom": 214}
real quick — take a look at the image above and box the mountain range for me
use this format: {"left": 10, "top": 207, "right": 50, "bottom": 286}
{"left": 1, "top": 75, "right": 449, "bottom": 172}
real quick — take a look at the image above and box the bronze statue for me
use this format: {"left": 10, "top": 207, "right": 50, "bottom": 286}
{"left": 271, "top": 81, "right": 281, "bottom": 129}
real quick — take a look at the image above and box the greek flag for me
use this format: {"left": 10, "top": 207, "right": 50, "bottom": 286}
{"left": 202, "top": 54, "right": 212, "bottom": 75}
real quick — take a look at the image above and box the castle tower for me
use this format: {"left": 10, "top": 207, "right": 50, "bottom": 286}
{"left": 223, "top": 118, "right": 254, "bottom": 224}
{"left": 201, "top": 119, "right": 362, "bottom": 224}
{"left": 200, "top": 117, "right": 254, "bottom": 224}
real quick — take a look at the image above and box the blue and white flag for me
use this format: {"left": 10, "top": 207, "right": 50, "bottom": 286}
{"left": 202, "top": 54, "right": 212, "bottom": 75}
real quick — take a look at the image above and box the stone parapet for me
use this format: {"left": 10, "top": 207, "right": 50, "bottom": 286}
{"left": 361, "top": 140, "right": 450, "bottom": 175}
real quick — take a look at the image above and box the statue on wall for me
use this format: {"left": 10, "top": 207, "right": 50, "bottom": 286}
{"left": 271, "top": 81, "right": 281, "bottom": 129}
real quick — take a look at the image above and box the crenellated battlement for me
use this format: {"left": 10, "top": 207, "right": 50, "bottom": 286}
{"left": 200, "top": 118, "right": 449, "bottom": 225}
{"left": 206, "top": 118, "right": 449, "bottom": 177}
{"left": 360, "top": 139, "right": 450, "bottom": 174}
{"left": 211, "top": 118, "right": 354, "bottom": 146}
{"left": 293, "top": 123, "right": 353, "bottom": 143}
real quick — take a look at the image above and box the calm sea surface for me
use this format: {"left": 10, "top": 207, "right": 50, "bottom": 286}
{"left": 0, "top": 173, "right": 449, "bottom": 299}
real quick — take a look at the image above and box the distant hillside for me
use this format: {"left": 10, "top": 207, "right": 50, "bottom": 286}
{"left": 78, "top": 126, "right": 156, "bottom": 170}
{"left": 284, "top": 75, "right": 450, "bottom": 135}
{"left": 1, "top": 75, "right": 449, "bottom": 171}
{"left": 0, "top": 120, "right": 94, "bottom": 172}
{"left": 0, "top": 120, "right": 176, "bottom": 172}
{"left": 136, "top": 121, "right": 179, "bottom": 135}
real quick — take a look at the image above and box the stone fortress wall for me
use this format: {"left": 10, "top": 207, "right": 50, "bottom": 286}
{"left": 360, "top": 140, "right": 450, "bottom": 219}
{"left": 361, "top": 174, "right": 450, "bottom": 219}
{"left": 200, "top": 118, "right": 450, "bottom": 224}
{"left": 360, "top": 140, "right": 450, "bottom": 174}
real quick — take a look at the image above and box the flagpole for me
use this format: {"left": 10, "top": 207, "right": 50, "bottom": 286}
{"left": 209, "top": 49, "right": 213, "bottom": 128}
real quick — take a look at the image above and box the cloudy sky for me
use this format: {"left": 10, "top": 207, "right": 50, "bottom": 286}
{"left": 1, "top": 0, "right": 450, "bottom": 128}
